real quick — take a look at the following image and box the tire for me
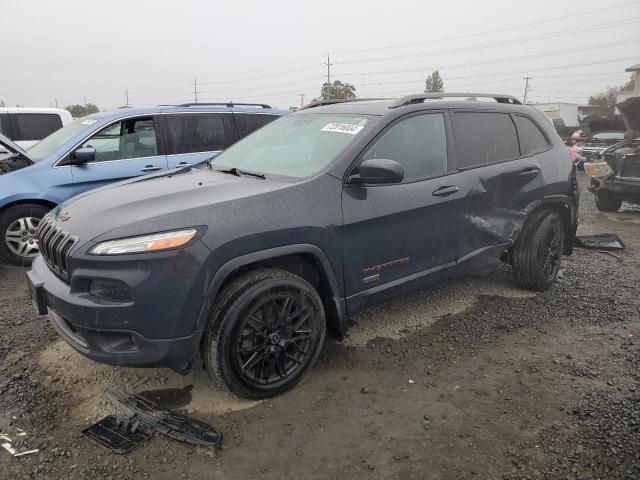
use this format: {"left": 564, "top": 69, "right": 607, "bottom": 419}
{"left": 595, "top": 189, "right": 622, "bottom": 212}
{"left": 0, "top": 204, "right": 50, "bottom": 266}
{"left": 511, "top": 209, "right": 565, "bottom": 291}
{"left": 202, "top": 269, "right": 326, "bottom": 399}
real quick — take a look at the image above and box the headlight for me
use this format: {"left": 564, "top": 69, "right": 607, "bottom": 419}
{"left": 583, "top": 162, "right": 613, "bottom": 178}
{"left": 89, "top": 229, "right": 197, "bottom": 255}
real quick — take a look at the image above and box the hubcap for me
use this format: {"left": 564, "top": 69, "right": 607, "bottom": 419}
{"left": 542, "top": 224, "right": 562, "bottom": 279}
{"left": 5, "top": 217, "right": 41, "bottom": 258}
{"left": 235, "top": 292, "right": 315, "bottom": 386}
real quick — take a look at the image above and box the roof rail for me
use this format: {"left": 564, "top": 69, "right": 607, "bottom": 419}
{"left": 388, "top": 93, "right": 522, "bottom": 108}
{"left": 301, "top": 97, "right": 391, "bottom": 110}
{"left": 177, "top": 102, "right": 273, "bottom": 109}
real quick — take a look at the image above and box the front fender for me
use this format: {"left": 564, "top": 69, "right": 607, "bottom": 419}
{"left": 192, "top": 243, "right": 346, "bottom": 337}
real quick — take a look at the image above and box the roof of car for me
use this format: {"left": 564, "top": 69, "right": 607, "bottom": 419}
{"left": 85, "top": 104, "right": 288, "bottom": 122}
{"left": 296, "top": 97, "right": 530, "bottom": 116}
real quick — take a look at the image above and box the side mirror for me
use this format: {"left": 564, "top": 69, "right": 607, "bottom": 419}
{"left": 349, "top": 158, "right": 404, "bottom": 185}
{"left": 71, "top": 147, "right": 96, "bottom": 165}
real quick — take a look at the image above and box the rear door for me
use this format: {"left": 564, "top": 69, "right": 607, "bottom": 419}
{"left": 164, "top": 113, "right": 238, "bottom": 169}
{"left": 450, "top": 110, "right": 549, "bottom": 262}
{"left": 69, "top": 115, "right": 167, "bottom": 195}
{"left": 341, "top": 111, "right": 463, "bottom": 309}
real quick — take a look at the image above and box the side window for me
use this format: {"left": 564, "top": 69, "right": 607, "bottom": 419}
{"left": 234, "top": 113, "right": 279, "bottom": 138}
{"left": 12, "top": 113, "right": 63, "bottom": 141}
{"left": 165, "top": 114, "right": 234, "bottom": 154}
{"left": 513, "top": 115, "right": 550, "bottom": 155}
{"left": 82, "top": 117, "right": 158, "bottom": 162}
{"left": 362, "top": 113, "right": 448, "bottom": 182}
{"left": 451, "top": 112, "right": 519, "bottom": 168}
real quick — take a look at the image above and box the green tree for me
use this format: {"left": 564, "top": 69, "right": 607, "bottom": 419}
{"left": 424, "top": 70, "right": 444, "bottom": 93}
{"left": 320, "top": 80, "right": 356, "bottom": 100}
{"left": 65, "top": 103, "right": 99, "bottom": 118}
{"left": 588, "top": 86, "right": 622, "bottom": 116}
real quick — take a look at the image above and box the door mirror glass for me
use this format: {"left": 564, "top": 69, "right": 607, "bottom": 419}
{"left": 72, "top": 147, "right": 96, "bottom": 164}
{"left": 350, "top": 158, "right": 404, "bottom": 184}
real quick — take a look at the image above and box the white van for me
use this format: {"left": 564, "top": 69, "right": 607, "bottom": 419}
{"left": 0, "top": 108, "right": 73, "bottom": 156}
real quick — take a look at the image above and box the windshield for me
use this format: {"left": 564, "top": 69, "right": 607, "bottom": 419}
{"left": 210, "top": 113, "right": 376, "bottom": 178}
{"left": 592, "top": 132, "right": 625, "bottom": 140}
{"left": 27, "top": 116, "right": 101, "bottom": 162}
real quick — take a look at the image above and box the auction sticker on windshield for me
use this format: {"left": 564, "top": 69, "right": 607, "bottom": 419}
{"left": 321, "top": 123, "right": 365, "bottom": 135}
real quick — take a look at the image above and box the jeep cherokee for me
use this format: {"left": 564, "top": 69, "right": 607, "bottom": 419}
{"left": 27, "top": 93, "right": 579, "bottom": 399}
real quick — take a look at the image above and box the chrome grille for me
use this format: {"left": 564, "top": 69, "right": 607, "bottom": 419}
{"left": 36, "top": 216, "right": 78, "bottom": 281}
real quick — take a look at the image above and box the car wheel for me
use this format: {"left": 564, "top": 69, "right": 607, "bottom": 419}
{"left": 203, "top": 269, "right": 326, "bottom": 399}
{"left": 511, "top": 209, "right": 565, "bottom": 291}
{"left": 595, "top": 189, "right": 622, "bottom": 212}
{"left": 0, "top": 204, "right": 49, "bottom": 266}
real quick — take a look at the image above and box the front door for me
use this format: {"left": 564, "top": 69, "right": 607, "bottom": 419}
{"left": 341, "top": 112, "right": 463, "bottom": 311}
{"left": 70, "top": 116, "right": 167, "bottom": 195}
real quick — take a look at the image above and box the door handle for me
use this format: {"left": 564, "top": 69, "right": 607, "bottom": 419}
{"left": 140, "top": 165, "right": 162, "bottom": 172}
{"left": 432, "top": 185, "right": 459, "bottom": 197}
{"left": 517, "top": 168, "right": 540, "bottom": 179}
{"left": 177, "top": 161, "right": 188, "bottom": 166}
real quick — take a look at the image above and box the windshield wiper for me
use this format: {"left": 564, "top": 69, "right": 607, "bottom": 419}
{"left": 214, "top": 167, "right": 265, "bottom": 179}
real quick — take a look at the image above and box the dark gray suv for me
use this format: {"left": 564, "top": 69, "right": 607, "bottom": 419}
{"left": 27, "top": 93, "right": 579, "bottom": 399}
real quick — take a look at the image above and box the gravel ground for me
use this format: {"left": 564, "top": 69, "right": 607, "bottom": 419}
{"left": 0, "top": 172, "right": 639, "bottom": 479}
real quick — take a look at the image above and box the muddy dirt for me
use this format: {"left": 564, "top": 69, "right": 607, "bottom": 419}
{"left": 1, "top": 173, "right": 639, "bottom": 480}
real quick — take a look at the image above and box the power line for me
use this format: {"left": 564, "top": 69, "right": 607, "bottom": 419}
{"left": 336, "top": 43, "right": 639, "bottom": 77}
{"left": 331, "top": 0, "right": 640, "bottom": 55}
{"left": 333, "top": 17, "right": 640, "bottom": 65}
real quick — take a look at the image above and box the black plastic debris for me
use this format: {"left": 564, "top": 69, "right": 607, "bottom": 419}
{"left": 106, "top": 390, "right": 223, "bottom": 448}
{"left": 573, "top": 234, "right": 625, "bottom": 250}
{"left": 83, "top": 414, "right": 152, "bottom": 454}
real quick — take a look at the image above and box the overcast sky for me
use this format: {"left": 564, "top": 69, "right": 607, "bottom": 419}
{"left": 1, "top": 0, "right": 638, "bottom": 110}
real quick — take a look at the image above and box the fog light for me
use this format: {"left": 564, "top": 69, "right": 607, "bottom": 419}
{"left": 89, "top": 279, "right": 132, "bottom": 302}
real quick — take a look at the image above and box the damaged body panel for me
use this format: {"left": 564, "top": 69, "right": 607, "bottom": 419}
{"left": 587, "top": 97, "right": 640, "bottom": 211}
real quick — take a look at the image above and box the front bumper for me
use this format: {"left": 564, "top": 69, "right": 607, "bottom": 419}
{"left": 27, "top": 241, "right": 218, "bottom": 372}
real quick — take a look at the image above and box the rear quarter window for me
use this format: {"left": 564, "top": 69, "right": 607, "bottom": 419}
{"left": 12, "top": 113, "right": 63, "bottom": 141}
{"left": 451, "top": 111, "right": 519, "bottom": 168}
{"left": 513, "top": 114, "right": 550, "bottom": 155}
{"left": 164, "top": 113, "right": 236, "bottom": 155}
{"left": 234, "top": 113, "right": 280, "bottom": 138}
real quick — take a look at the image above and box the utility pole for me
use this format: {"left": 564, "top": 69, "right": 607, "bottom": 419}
{"left": 125, "top": 88, "right": 129, "bottom": 106}
{"left": 193, "top": 78, "right": 198, "bottom": 104}
{"left": 523, "top": 77, "right": 531, "bottom": 104}
{"left": 325, "top": 54, "right": 331, "bottom": 85}
{"left": 83, "top": 95, "right": 88, "bottom": 116}
{"left": 54, "top": 98, "right": 58, "bottom": 108}
{"left": 299, "top": 93, "right": 305, "bottom": 108}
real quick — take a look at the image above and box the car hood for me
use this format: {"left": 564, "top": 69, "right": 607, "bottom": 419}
{"left": 53, "top": 167, "right": 292, "bottom": 245}
{"left": 617, "top": 96, "right": 640, "bottom": 137}
{"left": 0, "top": 134, "right": 33, "bottom": 175}
{"left": 579, "top": 114, "right": 625, "bottom": 135}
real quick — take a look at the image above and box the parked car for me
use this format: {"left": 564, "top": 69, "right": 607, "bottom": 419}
{"left": 0, "top": 103, "right": 285, "bottom": 265}
{"left": 0, "top": 107, "right": 72, "bottom": 157}
{"left": 27, "top": 93, "right": 579, "bottom": 399}
{"left": 574, "top": 131, "right": 626, "bottom": 168}
{"left": 586, "top": 96, "right": 640, "bottom": 211}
